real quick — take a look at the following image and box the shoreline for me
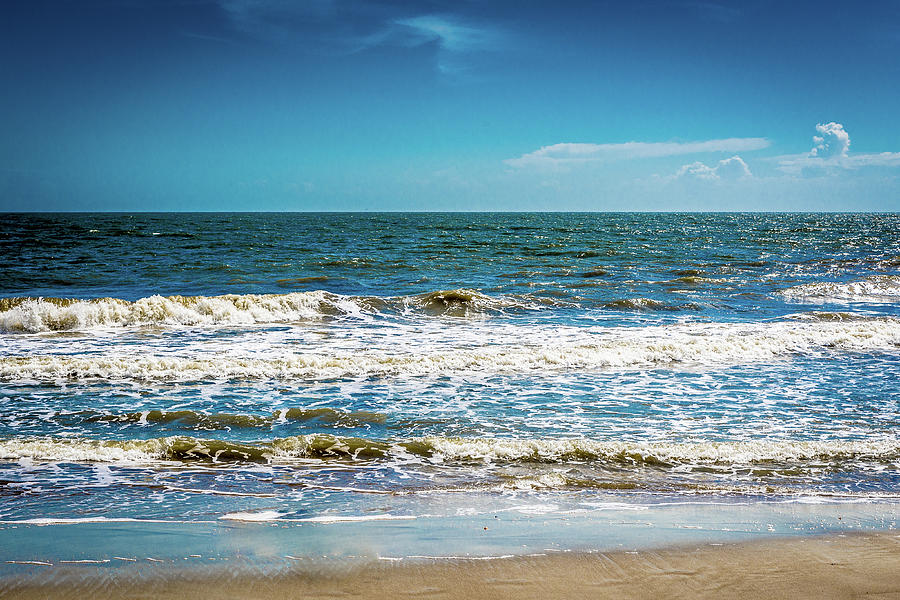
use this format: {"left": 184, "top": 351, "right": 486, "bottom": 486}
{"left": 3, "top": 531, "right": 899, "bottom": 599}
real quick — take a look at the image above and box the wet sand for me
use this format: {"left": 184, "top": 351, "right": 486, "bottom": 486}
{"left": 4, "top": 531, "right": 899, "bottom": 599}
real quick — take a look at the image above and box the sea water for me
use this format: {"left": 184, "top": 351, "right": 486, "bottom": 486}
{"left": 1, "top": 212, "right": 898, "bottom": 571}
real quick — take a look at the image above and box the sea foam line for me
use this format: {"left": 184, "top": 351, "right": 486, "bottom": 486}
{"left": 2, "top": 319, "right": 898, "bottom": 382}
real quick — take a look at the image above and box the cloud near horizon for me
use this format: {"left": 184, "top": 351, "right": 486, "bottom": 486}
{"left": 676, "top": 155, "right": 752, "bottom": 181}
{"left": 778, "top": 122, "right": 900, "bottom": 175}
{"left": 505, "top": 138, "right": 770, "bottom": 169}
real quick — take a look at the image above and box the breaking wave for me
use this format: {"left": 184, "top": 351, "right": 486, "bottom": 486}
{"left": 601, "top": 298, "right": 701, "bottom": 311}
{"left": 2, "top": 435, "right": 897, "bottom": 468}
{"left": 0, "top": 289, "right": 547, "bottom": 333}
{"left": 77, "top": 407, "right": 387, "bottom": 429}
{"left": 0, "top": 292, "right": 362, "bottom": 332}
{"left": 2, "top": 319, "right": 898, "bottom": 382}
{"left": 781, "top": 275, "right": 900, "bottom": 304}
{"left": 404, "top": 289, "right": 549, "bottom": 316}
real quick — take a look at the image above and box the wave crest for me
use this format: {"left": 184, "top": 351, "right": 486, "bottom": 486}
{"left": 0, "top": 292, "right": 360, "bottom": 333}
{"left": 601, "top": 298, "right": 699, "bottom": 311}
{"left": 781, "top": 275, "right": 900, "bottom": 304}
{"left": 0, "top": 289, "right": 546, "bottom": 332}
{"left": 407, "top": 289, "right": 524, "bottom": 316}
{"left": 2, "top": 435, "right": 897, "bottom": 467}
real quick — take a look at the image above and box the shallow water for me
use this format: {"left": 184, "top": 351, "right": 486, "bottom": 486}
{"left": 1, "top": 212, "right": 898, "bottom": 567}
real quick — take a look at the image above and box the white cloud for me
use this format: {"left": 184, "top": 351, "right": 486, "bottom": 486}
{"left": 505, "top": 138, "right": 770, "bottom": 169}
{"left": 676, "top": 162, "right": 717, "bottom": 180}
{"left": 676, "top": 155, "right": 752, "bottom": 181}
{"left": 777, "top": 122, "right": 900, "bottom": 174}
{"left": 778, "top": 152, "right": 900, "bottom": 175}
{"left": 849, "top": 152, "right": 900, "bottom": 167}
{"left": 810, "top": 122, "right": 850, "bottom": 158}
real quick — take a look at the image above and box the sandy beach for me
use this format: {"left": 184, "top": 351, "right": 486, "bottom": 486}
{"left": 4, "top": 531, "right": 899, "bottom": 600}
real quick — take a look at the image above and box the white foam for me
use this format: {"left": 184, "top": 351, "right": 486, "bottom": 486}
{"left": 220, "top": 510, "right": 285, "bottom": 522}
{"left": 0, "top": 438, "right": 170, "bottom": 463}
{"left": 59, "top": 559, "right": 111, "bottom": 564}
{"left": 0, "top": 292, "right": 354, "bottom": 333}
{"left": 417, "top": 436, "right": 900, "bottom": 464}
{"left": 578, "top": 502, "right": 650, "bottom": 511}
{"left": 0, "top": 289, "right": 537, "bottom": 333}
{"left": 506, "top": 504, "right": 560, "bottom": 515}
{"left": 290, "top": 514, "right": 417, "bottom": 523}
{"left": 0, "top": 517, "right": 191, "bottom": 525}
{"left": 781, "top": 275, "right": 900, "bottom": 304}
{"left": 165, "top": 486, "right": 277, "bottom": 497}
{"left": 1, "top": 435, "right": 897, "bottom": 466}
{"left": 3, "top": 318, "right": 896, "bottom": 382}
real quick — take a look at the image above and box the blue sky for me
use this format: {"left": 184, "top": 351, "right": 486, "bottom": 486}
{"left": 2, "top": 0, "right": 899, "bottom": 211}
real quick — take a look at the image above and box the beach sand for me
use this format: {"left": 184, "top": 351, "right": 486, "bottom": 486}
{"left": 4, "top": 531, "right": 899, "bottom": 599}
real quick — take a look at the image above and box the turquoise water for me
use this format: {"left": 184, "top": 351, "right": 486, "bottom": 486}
{"left": 1, "top": 212, "right": 899, "bottom": 567}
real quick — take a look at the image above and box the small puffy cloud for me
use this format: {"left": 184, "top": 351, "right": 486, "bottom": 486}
{"left": 676, "top": 162, "right": 717, "bottom": 180}
{"left": 810, "top": 122, "right": 850, "bottom": 158}
{"left": 505, "top": 138, "right": 769, "bottom": 169}
{"left": 715, "top": 155, "right": 753, "bottom": 180}
{"left": 676, "top": 155, "right": 752, "bottom": 181}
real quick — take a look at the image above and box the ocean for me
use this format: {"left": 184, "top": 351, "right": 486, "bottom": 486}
{"left": 1, "top": 212, "right": 898, "bottom": 572}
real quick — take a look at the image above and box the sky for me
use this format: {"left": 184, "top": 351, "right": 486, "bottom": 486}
{"left": 1, "top": 0, "right": 899, "bottom": 212}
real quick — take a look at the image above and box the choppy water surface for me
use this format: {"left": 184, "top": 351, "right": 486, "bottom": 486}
{"left": 1, "top": 212, "right": 899, "bottom": 561}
